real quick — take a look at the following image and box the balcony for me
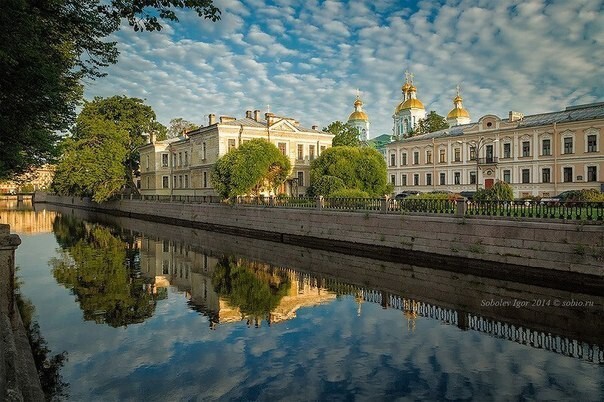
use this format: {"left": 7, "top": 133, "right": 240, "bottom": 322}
{"left": 477, "top": 157, "right": 498, "bottom": 165}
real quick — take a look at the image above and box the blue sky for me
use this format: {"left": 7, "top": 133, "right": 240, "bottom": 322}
{"left": 84, "top": 0, "right": 603, "bottom": 137}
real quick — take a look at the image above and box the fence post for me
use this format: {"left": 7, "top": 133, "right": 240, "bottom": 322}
{"left": 381, "top": 195, "right": 389, "bottom": 213}
{"left": 455, "top": 197, "right": 467, "bottom": 217}
{"left": 269, "top": 194, "right": 275, "bottom": 207}
{"left": 316, "top": 195, "right": 324, "bottom": 210}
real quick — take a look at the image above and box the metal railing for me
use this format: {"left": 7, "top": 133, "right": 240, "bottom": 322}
{"left": 467, "top": 200, "right": 604, "bottom": 221}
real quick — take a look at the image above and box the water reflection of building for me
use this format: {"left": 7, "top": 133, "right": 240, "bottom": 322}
{"left": 139, "top": 237, "right": 336, "bottom": 327}
{"left": 0, "top": 201, "right": 57, "bottom": 233}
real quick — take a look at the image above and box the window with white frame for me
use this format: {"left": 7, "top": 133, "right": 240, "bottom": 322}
{"left": 542, "top": 139, "right": 551, "bottom": 156}
{"left": 454, "top": 172, "right": 460, "bottom": 184}
{"left": 297, "top": 171, "right": 304, "bottom": 186}
{"left": 162, "top": 176, "right": 169, "bottom": 188}
{"left": 413, "top": 151, "right": 419, "bottom": 165}
{"left": 542, "top": 168, "right": 550, "bottom": 183}
{"left": 521, "top": 169, "right": 530, "bottom": 183}
{"left": 390, "top": 152, "right": 396, "bottom": 167}
{"left": 522, "top": 141, "right": 530, "bottom": 157}
{"left": 390, "top": 174, "right": 396, "bottom": 185}
{"left": 563, "top": 167, "right": 572, "bottom": 182}
{"left": 426, "top": 150, "right": 432, "bottom": 164}
{"left": 203, "top": 171, "right": 208, "bottom": 188}
{"left": 401, "top": 152, "right": 407, "bottom": 166}
{"left": 587, "top": 134, "right": 597, "bottom": 152}
{"left": 563, "top": 137, "right": 573, "bottom": 154}
{"left": 413, "top": 174, "right": 419, "bottom": 186}
{"left": 161, "top": 153, "right": 169, "bottom": 167}
{"left": 426, "top": 173, "right": 432, "bottom": 186}
{"left": 587, "top": 166, "right": 597, "bottom": 182}
{"left": 402, "top": 174, "right": 407, "bottom": 186}
{"left": 469, "top": 171, "right": 476, "bottom": 184}
{"left": 503, "top": 170, "right": 511, "bottom": 183}
{"left": 439, "top": 172, "right": 446, "bottom": 185}
{"left": 503, "top": 143, "right": 511, "bottom": 158}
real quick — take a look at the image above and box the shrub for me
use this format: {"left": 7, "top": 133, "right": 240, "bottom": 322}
{"left": 474, "top": 181, "right": 514, "bottom": 202}
{"left": 329, "top": 188, "right": 370, "bottom": 198}
{"left": 308, "top": 175, "right": 345, "bottom": 197}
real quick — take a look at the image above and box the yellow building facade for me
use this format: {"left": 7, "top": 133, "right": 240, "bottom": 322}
{"left": 139, "top": 111, "right": 334, "bottom": 197}
{"left": 386, "top": 99, "right": 604, "bottom": 199}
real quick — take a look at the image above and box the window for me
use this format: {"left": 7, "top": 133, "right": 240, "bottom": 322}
{"left": 469, "top": 171, "right": 476, "bottom": 185}
{"left": 563, "top": 167, "right": 572, "bottom": 182}
{"left": 413, "top": 151, "right": 419, "bottom": 165}
{"left": 390, "top": 174, "right": 396, "bottom": 185}
{"left": 178, "top": 152, "right": 183, "bottom": 166}
{"left": 162, "top": 154, "right": 169, "bottom": 167}
{"left": 172, "top": 153, "right": 176, "bottom": 167}
{"left": 587, "top": 135, "right": 597, "bottom": 152}
{"left": 401, "top": 152, "right": 407, "bottom": 166}
{"left": 202, "top": 142, "right": 207, "bottom": 160}
{"left": 297, "top": 171, "right": 304, "bottom": 186}
{"left": 587, "top": 166, "right": 597, "bottom": 182}
{"left": 146, "top": 155, "right": 149, "bottom": 170}
{"left": 173, "top": 175, "right": 176, "bottom": 187}
{"left": 454, "top": 172, "right": 460, "bottom": 185}
{"left": 179, "top": 175, "right": 183, "bottom": 188}
{"left": 162, "top": 176, "right": 169, "bottom": 188}
{"left": 469, "top": 146, "right": 476, "bottom": 161}
{"left": 522, "top": 141, "right": 530, "bottom": 157}
{"left": 309, "top": 145, "right": 315, "bottom": 160}
{"left": 503, "top": 170, "right": 511, "bottom": 183}
{"left": 183, "top": 175, "right": 188, "bottom": 188}
{"left": 401, "top": 174, "right": 407, "bottom": 186}
{"left": 390, "top": 153, "right": 396, "bottom": 167}
{"left": 278, "top": 142, "right": 287, "bottom": 156}
{"left": 297, "top": 144, "right": 304, "bottom": 160}
{"left": 413, "top": 174, "right": 419, "bottom": 186}
{"left": 227, "top": 139, "right": 238, "bottom": 152}
{"left": 439, "top": 149, "right": 446, "bottom": 163}
{"left": 542, "top": 139, "right": 551, "bottom": 156}
{"left": 320, "top": 145, "right": 326, "bottom": 153}
{"left": 426, "top": 150, "right": 432, "bottom": 164}
{"left": 439, "top": 173, "right": 446, "bottom": 185}
{"left": 426, "top": 173, "right": 432, "bottom": 186}
{"left": 503, "top": 143, "right": 511, "bottom": 158}
{"left": 454, "top": 148, "right": 460, "bottom": 162}
{"left": 203, "top": 171, "right": 208, "bottom": 188}
{"left": 522, "top": 169, "right": 530, "bottom": 183}
{"left": 542, "top": 168, "right": 550, "bottom": 183}
{"left": 563, "top": 137, "right": 573, "bottom": 154}
{"left": 184, "top": 151, "right": 188, "bottom": 166}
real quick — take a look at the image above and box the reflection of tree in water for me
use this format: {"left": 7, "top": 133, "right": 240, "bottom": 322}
{"left": 50, "top": 216, "right": 158, "bottom": 327}
{"left": 211, "top": 257, "right": 291, "bottom": 323}
{"left": 16, "top": 275, "right": 69, "bottom": 400}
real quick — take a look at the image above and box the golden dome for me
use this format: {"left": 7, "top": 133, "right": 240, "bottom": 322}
{"left": 401, "top": 82, "right": 411, "bottom": 92}
{"left": 409, "top": 85, "right": 417, "bottom": 92}
{"left": 447, "top": 107, "right": 470, "bottom": 119}
{"left": 348, "top": 111, "right": 368, "bottom": 121}
{"left": 354, "top": 98, "right": 362, "bottom": 107}
{"left": 395, "top": 98, "right": 425, "bottom": 113}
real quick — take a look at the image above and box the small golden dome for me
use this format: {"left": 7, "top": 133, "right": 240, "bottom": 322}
{"left": 348, "top": 111, "right": 368, "bottom": 121}
{"left": 395, "top": 98, "right": 425, "bottom": 113}
{"left": 409, "top": 85, "right": 417, "bottom": 92}
{"left": 401, "top": 82, "right": 411, "bottom": 92}
{"left": 447, "top": 107, "right": 470, "bottom": 119}
{"left": 354, "top": 98, "right": 362, "bottom": 107}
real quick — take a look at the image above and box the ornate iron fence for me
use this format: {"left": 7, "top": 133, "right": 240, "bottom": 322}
{"left": 467, "top": 200, "right": 604, "bottom": 221}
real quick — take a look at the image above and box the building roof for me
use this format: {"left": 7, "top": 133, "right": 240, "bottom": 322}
{"left": 392, "top": 102, "right": 604, "bottom": 145}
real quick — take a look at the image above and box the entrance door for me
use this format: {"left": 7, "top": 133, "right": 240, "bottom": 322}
{"left": 485, "top": 179, "right": 494, "bottom": 189}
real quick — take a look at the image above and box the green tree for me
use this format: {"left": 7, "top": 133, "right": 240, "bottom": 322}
{"left": 415, "top": 111, "right": 449, "bottom": 135}
{"left": 167, "top": 118, "right": 199, "bottom": 138}
{"left": 474, "top": 181, "right": 514, "bottom": 201}
{"left": 323, "top": 121, "right": 361, "bottom": 147}
{"left": 212, "top": 139, "right": 291, "bottom": 198}
{"left": 0, "top": 0, "right": 220, "bottom": 180}
{"left": 310, "top": 146, "right": 391, "bottom": 196}
{"left": 308, "top": 175, "right": 345, "bottom": 196}
{"left": 52, "top": 118, "right": 130, "bottom": 202}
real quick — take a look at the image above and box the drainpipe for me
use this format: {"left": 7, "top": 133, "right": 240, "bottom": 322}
{"left": 553, "top": 122, "right": 557, "bottom": 194}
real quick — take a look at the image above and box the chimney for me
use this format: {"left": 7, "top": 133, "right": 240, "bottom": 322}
{"left": 245, "top": 110, "right": 252, "bottom": 119}
{"left": 149, "top": 132, "right": 156, "bottom": 144}
{"left": 509, "top": 111, "right": 524, "bottom": 122}
{"left": 208, "top": 114, "right": 216, "bottom": 125}
{"left": 265, "top": 112, "right": 275, "bottom": 126}
{"left": 312, "top": 125, "right": 319, "bottom": 131}
{"left": 254, "top": 109, "right": 261, "bottom": 121}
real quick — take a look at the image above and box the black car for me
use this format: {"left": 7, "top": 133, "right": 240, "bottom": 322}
{"left": 394, "top": 190, "right": 421, "bottom": 200}
{"left": 459, "top": 191, "right": 476, "bottom": 200}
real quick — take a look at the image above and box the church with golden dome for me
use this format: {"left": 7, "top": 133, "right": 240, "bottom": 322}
{"left": 446, "top": 85, "right": 471, "bottom": 127}
{"left": 393, "top": 72, "right": 427, "bottom": 137}
{"left": 347, "top": 92, "right": 370, "bottom": 142}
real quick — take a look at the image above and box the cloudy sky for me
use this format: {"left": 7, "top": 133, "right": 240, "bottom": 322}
{"left": 85, "top": 0, "right": 603, "bottom": 137}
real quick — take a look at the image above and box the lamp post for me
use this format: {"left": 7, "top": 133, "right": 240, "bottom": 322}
{"left": 457, "top": 137, "right": 498, "bottom": 192}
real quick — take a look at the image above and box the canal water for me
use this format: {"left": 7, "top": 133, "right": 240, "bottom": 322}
{"left": 3, "top": 201, "right": 603, "bottom": 401}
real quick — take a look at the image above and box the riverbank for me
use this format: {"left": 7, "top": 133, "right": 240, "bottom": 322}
{"left": 34, "top": 193, "right": 604, "bottom": 290}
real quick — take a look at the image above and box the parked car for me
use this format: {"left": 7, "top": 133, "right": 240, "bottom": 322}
{"left": 540, "top": 190, "right": 576, "bottom": 205}
{"left": 458, "top": 191, "right": 476, "bottom": 200}
{"left": 394, "top": 190, "right": 421, "bottom": 200}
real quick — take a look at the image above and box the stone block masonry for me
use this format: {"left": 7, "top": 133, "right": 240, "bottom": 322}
{"left": 35, "top": 193, "right": 604, "bottom": 290}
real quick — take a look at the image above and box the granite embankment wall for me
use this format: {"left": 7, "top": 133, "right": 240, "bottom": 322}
{"left": 0, "top": 225, "right": 44, "bottom": 401}
{"left": 35, "top": 193, "right": 604, "bottom": 283}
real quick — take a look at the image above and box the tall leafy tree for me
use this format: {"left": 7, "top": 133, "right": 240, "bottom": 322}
{"left": 414, "top": 111, "right": 449, "bottom": 135}
{"left": 310, "top": 146, "right": 391, "bottom": 196}
{"left": 323, "top": 121, "right": 361, "bottom": 147}
{"left": 0, "top": 0, "right": 220, "bottom": 179}
{"left": 167, "top": 118, "right": 199, "bottom": 138}
{"left": 212, "top": 139, "right": 291, "bottom": 198}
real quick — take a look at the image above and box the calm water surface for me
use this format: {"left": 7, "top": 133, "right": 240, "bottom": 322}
{"left": 4, "top": 201, "right": 604, "bottom": 401}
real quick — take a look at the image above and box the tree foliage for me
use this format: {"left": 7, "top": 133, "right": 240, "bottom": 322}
{"left": 323, "top": 121, "right": 361, "bottom": 147}
{"left": 308, "top": 175, "right": 345, "bottom": 196}
{"left": 212, "top": 139, "right": 291, "bottom": 198}
{"left": 0, "top": 0, "right": 220, "bottom": 179}
{"left": 474, "top": 181, "right": 514, "bottom": 201}
{"left": 309, "top": 146, "right": 391, "bottom": 196}
{"left": 52, "top": 96, "right": 166, "bottom": 201}
{"left": 167, "top": 118, "right": 199, "bottom": 138}
{"left": 414, "top": 111, "right": 449, "bottom": 135}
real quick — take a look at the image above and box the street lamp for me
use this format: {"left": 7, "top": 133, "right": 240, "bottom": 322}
{"left": 457, "top": 137, "right": 498, "bottom": 192}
